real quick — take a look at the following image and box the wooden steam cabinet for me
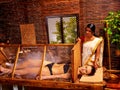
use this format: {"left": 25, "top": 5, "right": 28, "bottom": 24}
{"left": 0, "top": 41, "right": 105, "bottom": 90}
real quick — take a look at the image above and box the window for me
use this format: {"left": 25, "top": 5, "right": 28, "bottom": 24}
{"left": 46, "top": 14, "right": 79, "bottom": 44}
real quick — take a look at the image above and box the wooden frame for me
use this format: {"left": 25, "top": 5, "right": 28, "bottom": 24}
{"left": 71, "top": 40, "right": 81, "bottom": 82}
{"left": 0, "top": 44, "right": 74, "bottom": 81}
{"left": 0, "top": 42, "right": 105, "bottom": 90}
{"left": 46, "top": 14, "right": 79, "bottom": 44}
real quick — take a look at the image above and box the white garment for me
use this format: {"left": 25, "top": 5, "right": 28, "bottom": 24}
{"left": 82, "top": 37, "right": 104, "bottom": 66}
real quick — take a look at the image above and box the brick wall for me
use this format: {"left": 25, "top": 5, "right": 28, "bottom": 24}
{"left": 37, "top": 0, "right": 80, "bottom": 43}
{"left": 0, "top": 0, "right": 120, "bottom": 44}
{"left": 80, "top": 0, "right": 120, "bottom": 36}
{"left": 0, "top": 1, "right": 27, "bottom": 43}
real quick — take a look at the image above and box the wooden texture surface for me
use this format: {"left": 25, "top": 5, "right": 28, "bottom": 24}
{"left": 0, "top": 43, "right": 105, "bottom": 90}
{"left": 71, "top": 40, "right": 81, "bottom": 82}
{"left": 0, "top": 78, "right": 105, "bottom": 90}
{"left": 20, "top": 24, "right": 36, "bottom": 44}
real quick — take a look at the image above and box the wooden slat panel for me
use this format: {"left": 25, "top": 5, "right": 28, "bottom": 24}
{"left": 20, "top": 24, "right": 36, "bottom": 45}
{"left": 71, "top": 40, "right": 81, "bottom": 82}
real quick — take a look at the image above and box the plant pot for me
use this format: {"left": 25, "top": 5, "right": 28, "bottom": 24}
{"left": 115, "top": 49, "right": 120, "bottom": 56}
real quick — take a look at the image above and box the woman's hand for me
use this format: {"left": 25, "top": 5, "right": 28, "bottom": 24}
{"left": 93, "top": 61, "right": 100, "bottom": 69}
{"left": 76, "top": 37, "right": 81, "bottom": 42}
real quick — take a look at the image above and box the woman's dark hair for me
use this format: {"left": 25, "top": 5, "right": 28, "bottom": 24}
{"left": 86, "top": 23, "right": 96, "bottom": 35}
{"left": 88, "top": 65, "right": 96, "bottom": 76}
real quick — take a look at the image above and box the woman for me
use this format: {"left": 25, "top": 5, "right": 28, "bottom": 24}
{"left": 77, "top": 23, "right": 104, "bottom": 68}
{"left": 0, "top": 60, "right": 95, "bottom": 80}
{"left": 78, "top": 65, "right": 96, "bottom": 76}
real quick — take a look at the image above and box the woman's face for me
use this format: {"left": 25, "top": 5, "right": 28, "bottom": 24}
{"left": 78, "top": 65, "right": 92, "bottom": 75}
{"left": 85, "top": 27, "right": 93, "bottom": 37}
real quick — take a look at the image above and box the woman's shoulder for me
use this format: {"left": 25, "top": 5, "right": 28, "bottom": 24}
{"left": 80, "top": 36, "right": 85, "bottom": 43}
{"left": 94, "top": 36, "right": 103, "bottom": 41}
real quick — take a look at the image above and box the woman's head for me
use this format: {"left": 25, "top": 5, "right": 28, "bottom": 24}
{"left": 85, "top": 23, "right": 96, "bottom": 36}
{"left": 78, "top": 65, "right": 96, "bottom": 76}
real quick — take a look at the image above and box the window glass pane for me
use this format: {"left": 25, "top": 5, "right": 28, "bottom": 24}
{"left": 47, "top": 15, "right": 78, "bottom": 44}
{"left": 63, "top": 16, "right": 77, "bottom": 43}
{"left": 47, "top": 18, "right": 61, "bottom": 44}
{"left": 14, "top": 45, "right": 44, "bottom": 80}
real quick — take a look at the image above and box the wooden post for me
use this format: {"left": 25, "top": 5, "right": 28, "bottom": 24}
{"left": 11, "top": 45, "right": 20, "bottom": 78}
{"left": 106, "top": 22, "right": 111, "bottom": 70}
{"left": 100, "top": 20, "right": 111, "bottom": 70}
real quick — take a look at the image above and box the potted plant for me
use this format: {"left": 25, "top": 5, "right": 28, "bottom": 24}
{"left": 104, "top": 11, "right": 120, "bottom": 56}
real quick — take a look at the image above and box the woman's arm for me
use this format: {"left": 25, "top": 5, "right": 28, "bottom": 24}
{"left": 94, "top": 41, "right": 102, "bottom": 68}
{"left": 36, "top": 73, "right": 71, "bottom": 80}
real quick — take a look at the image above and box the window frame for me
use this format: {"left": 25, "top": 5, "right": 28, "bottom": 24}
{"left": 46, "top": 14, "right": 79, "bottom": 44}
